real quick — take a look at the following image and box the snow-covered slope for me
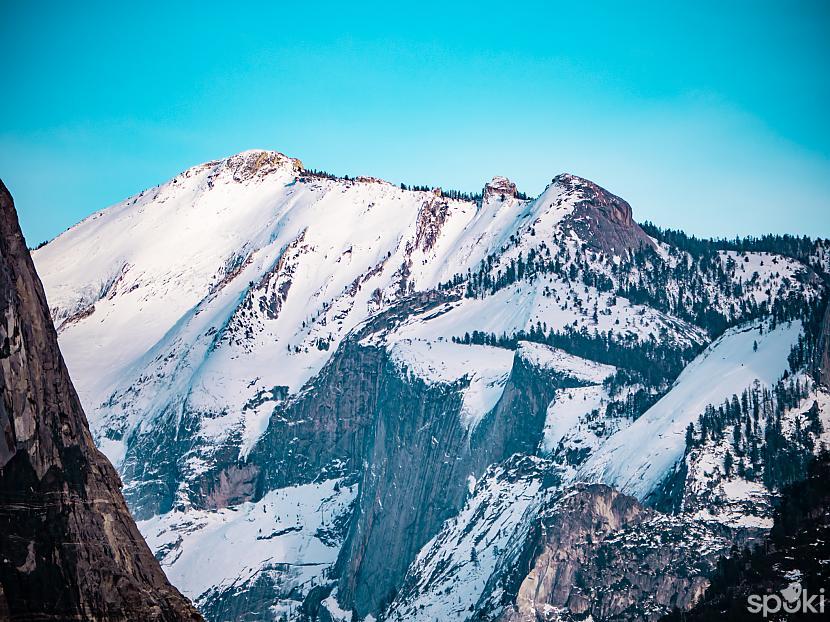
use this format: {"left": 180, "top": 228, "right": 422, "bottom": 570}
{"left": 140, "top": 477, "right": 356, "bottom": 619}
{"left": 579, "top": 320, "right": 803, "bottom": 500}
{"left": 384, "top": 456, "right": 555, "bottom": 622}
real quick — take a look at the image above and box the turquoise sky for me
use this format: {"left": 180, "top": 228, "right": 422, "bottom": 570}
{"left": 2, "top": 0, "right": 828, "bottom": 244}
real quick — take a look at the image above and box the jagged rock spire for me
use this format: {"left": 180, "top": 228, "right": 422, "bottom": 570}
{"left": 482, "top": 176, "right": 518, "bottom": 201}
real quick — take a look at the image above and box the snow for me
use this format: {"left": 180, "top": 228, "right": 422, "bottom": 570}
{"left": 506, "top": 341, "right": 620, "bottom": 463}
{"left": 35, "top": 152, "right": 713, "bottom": 475}
{"left": 386, "top": 457, "right": 552, "bottom": 622}
{"left": 35, "top": 153, "right": 301, "bottom": 406}
{"left": 719, "top": 250, "right": 807, "bottom": 307}
{"left": 517, "top": 341, "right": 614, "bottom": 383}
{"left": 542, "top": 385, "right": 608, "bottom": 454}
{"left": 380, "top": 280, "right": 704, "bottom": 350}
{"left": 36, "top": 149, "right": 817, "bottom": 481}
{"left": 382, "top": 340, "right": 614, "bottom": 432}
{"left": 138, "top": 477, "right": 356, "bottom": 614}
{"left": 321, "top": 590, "right": 354, "bottom": 622}
{"left": 386, "top": 340, "right": 513, "bottom": 429}
{"left": 388, "top": 339, "right": 511, "bottom": 386}
{"left": 579, "top": 320, "right": 803, "bottom": 500}
{"left": 684, "top": 431, "right": 776, "bottom": 529}
{"left": 238, "top": 398, "right": 279, "bottom": 460}
{"left": 709, "top": 477, "right": 775, "bottom": 529}
{"left": 96, "top": 437, "right": 127, "bottom": 469}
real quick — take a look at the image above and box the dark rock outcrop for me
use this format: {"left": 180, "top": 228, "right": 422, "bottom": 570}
{"left": 0, "top": 180, "right": 202, "bottom": 621}
{"left": 661, "top": 453, "right": 830, "bottom": 622}
{"left": 483, "top": 176, "right": 518, "bottom": 202}
{"left": 218, "top": 149, "right": 302, "bottom": 183}
{"left": 556, "top": 173, "right": 654, "bottom": 255}
{"left": 415, "top": 196, "right": 452, "bottom": 253}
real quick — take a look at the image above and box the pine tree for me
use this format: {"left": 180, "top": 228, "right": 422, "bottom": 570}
{"left": 723, "top": 451, "right": 734, "bottom": 477}
{"left": 685, "top": 423, "right": 695, "bottom": 447}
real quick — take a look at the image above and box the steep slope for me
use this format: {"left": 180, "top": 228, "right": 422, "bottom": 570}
{"left": 331, "top": 337, "right": 598, "bottom": 616}
{"left": 0, "top": 181, "right": 201, "bottom": 621}
{"left": 580, "top": 320, "right": 803, "bottom": 501}
{"left": 139, "top": 477, "right": 357, "bottom": 622}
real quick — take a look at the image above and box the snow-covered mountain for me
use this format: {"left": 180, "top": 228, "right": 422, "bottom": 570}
{"left": 33, "top": 149, "right": 830, "bottom": 621}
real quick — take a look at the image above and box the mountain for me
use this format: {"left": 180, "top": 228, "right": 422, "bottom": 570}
{"left": 0, "top": 181, "right": 202, "bottom": 620}
{"left": 31, "top": 149, "right": 830, "bottom": 621}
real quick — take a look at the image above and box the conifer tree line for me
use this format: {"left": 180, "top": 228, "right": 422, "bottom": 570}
{"left": 443, "top": 233, "right": 820, "bottom": 339}
{"left": 297, "top": 167, "right": 534, "bottom": 203}
{"left": 683, "top": 374, "right": 822, "bottom": 491}
{"left": 641, "top": 221, "right": 829, "bottom": 274}
{"left": 452, "top": 325, "right": 697, "bottom": 390}
{"left": 445, "top": 240, "right": 822, "bottom": 385}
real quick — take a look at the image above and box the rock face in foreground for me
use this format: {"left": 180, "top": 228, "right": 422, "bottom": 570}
{"left": 0, "top": 180, "right": 202, "bottom": 621}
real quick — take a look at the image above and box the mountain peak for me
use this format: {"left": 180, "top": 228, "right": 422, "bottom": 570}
{"left": 547, "top": 172, "right": 654, "bottom": 254}
{"left": 482, "top": 176, "right": 518, "bottom": 201}
{"left": 180, "top": 149, "right": 303, "bottom": 185}
{"left": 220, "top": 149, "right": 303, "bottom": 181}
{"left": 550, "top": 172, "right": 609, "bottom": 194}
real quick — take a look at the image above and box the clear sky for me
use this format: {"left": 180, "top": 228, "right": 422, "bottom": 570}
{"left": 2, "top": 0, "right": 828, "bottom": 245}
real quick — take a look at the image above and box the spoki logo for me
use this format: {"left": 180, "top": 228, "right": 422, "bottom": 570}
{"left": 746, "top": 582, "right": 826, "bottom": 617}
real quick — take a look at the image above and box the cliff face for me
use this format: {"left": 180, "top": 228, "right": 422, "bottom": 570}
{"left": 500, "top": 485, "right": 742, "bottom": 622}
{"left": 0, "top": 180, "right": 202, "bottom": 621}
{"left": 555, "top": 173, "right": 655, "bottom": 255}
